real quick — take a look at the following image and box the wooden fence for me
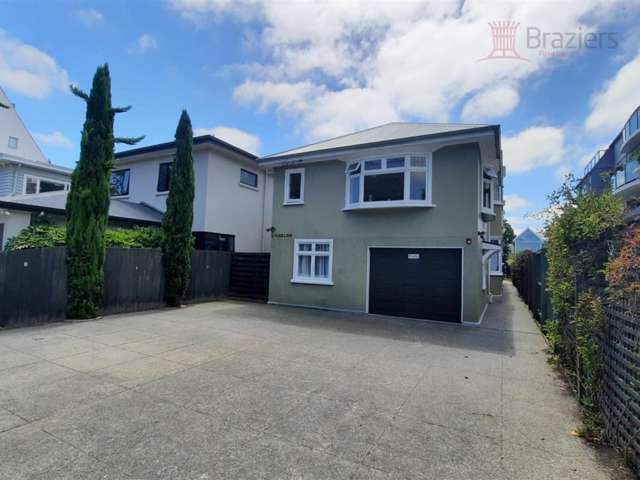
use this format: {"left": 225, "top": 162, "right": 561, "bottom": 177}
{"left": 229, "top": 252, "right": 270, "bottom": 301}
{"left": 0, "top": 247, "right": 231, "bottom": 327}
{"left": 513, "top": 250, "right": 640, "bottom": 473}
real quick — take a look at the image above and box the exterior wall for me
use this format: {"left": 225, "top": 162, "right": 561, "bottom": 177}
{"left": 0, "top": 89, "right": 48, "bottom": 165}
{"left": 0, "top": 167, "right": 15, "bottom": 196}
{"left": 0, "top": 210, "right": 31, "bottom": 250}
{"left": 268, "top": 142, "right": 486, "bottom": 323}
{"left": 115, "top": 148, "right": 270, "bottom": 252}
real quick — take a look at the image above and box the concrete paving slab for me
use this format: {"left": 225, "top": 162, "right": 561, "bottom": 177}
{"left": 0, "top": 281, "right": 633, "bottom": 479}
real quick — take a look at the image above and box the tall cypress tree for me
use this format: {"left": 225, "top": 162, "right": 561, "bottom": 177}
{"left": 162, "top": 110, "right": 195, "bottom": 306}
{"left": 66, "top": 64, "right": 142, "bottom": 318}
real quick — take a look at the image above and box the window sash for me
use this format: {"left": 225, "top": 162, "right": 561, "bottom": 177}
{"left": 284, "top": 168, "right": 305, "bottom": 204}
{"left": 293, "top": 239, "right": 332, "bottom": 283}
{"left": 345, "top": 154, "right": 430, "bottom": 206}
{"left": 482, "top": 179, "right": 493, "bottom": 210}
{"left": 110, "top": 169, "right": 130, "bottom": 197}
{"left": 157, "top": 162, "right": 173, "bottom": 192}
{"left": 24, "top": 176, "right": 69, "bottom": 195}
{"left": 240, "top": 168, "right": 259, "bottom": 188}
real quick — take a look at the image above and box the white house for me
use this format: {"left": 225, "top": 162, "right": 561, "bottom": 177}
{"left": 112, "top": 136, "right": 273, "bottom": 252}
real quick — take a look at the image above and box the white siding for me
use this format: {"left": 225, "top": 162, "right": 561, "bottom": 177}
{"left": 0, "top": 209, "right": 31, "bottom": 250}
{"left": 0, "top": 88, "right": 48, "bottom": 164}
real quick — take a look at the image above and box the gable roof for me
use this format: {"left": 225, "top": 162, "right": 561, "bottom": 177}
{"left": 115, "top": 135, "right": 258, "bottom": 162}
{"left": 259, "top": 122, "right": 499, "bottom": 162}
{"left": 515, "top": 227, "right": 545, "bottom": 243}
{"left": 0, "top": 87, "right": 49, "bottom": 164}
{"left": 0, "top": 191, "right": 163, "bottom": 225}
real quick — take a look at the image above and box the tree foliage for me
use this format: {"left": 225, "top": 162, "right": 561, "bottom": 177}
{"left": 5, "top": 225, "right": 163, "bottom": 251}
{"left": 162, "top": 110, "right": 195, "bottom": 306}
{"left": 65, "top": 64, "right": 142, "bottom": 318}
{"left": 605, "top": 225, "right": 640, "bottom": 305}
{"left": 502, "top": 219, "right": 515, "bottom": 275}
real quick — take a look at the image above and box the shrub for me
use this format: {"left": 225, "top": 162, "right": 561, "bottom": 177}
{"left": 606, "top": 225, "right": 640, "bottom": 305}
{"left": 5, "top": 225, "right": 163, "bottom": 252}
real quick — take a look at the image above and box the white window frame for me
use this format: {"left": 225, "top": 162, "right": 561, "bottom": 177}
{"left": 284, "top": 168, "right": 305, "bottom": 205}
{"left": 8, "top": 136, "right": 18, "bottom": 149}
{"left": 239, "top": 168, "right": 259, "bottom": 190}
{"left": 343, "top": 153, "right": 433, "bottom": 210}
{"left": 489, "top": 249, "right": 503, "bottom": 275}
{"left": 291, "top": 238, "right": 333, "bottom": 285}
{"left": 110, "top": 168, "right": 131, "bottom": 198}
{"left": 482, "top": 177, "right": 494, "bottom": 213}
{"left": 23, "top": 175, "right": 70, "bottom": 195}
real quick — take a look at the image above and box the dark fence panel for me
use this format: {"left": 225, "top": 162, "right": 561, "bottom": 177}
{"left": 1, "top": 247, "right": 232, "bottom": 327}
{"left": 187, "top": 250, "right": 231, "bottom": 302}
{"left": 0, "top": 247, "right": 66, "bottom": 327}
{"left": 102, "top": 248, "right": 164, "bottom": 315}
{"left": 229, "top": 252, "right": 270, "bottom": 301}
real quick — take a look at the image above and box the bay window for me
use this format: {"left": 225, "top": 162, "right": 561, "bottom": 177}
{"left": 292, "top": 239, "right": 333, "bottom": 285}
{"left": 345, "top": 154, "right": 431, "bottom": 208}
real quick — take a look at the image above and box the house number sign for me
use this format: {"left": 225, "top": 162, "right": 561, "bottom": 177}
{"left": 408, "top": 253, "right": 420, "bottom": 259}
{"left": 273, "top": 233, "right": 293, "bottom": 239}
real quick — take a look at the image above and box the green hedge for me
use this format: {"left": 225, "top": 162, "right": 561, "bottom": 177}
{"left": 5, "top": 225, "right": 163, "bottom": 251}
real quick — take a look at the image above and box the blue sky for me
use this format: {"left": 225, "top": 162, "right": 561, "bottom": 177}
{"left": 3, "top": 0, "right": 640, "bottom": 233}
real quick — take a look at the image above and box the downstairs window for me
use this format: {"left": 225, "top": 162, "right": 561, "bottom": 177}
{"left": 292, "top": 239, "right": 333, "bottom": 285}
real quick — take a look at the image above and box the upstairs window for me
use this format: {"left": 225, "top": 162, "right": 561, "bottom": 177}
{"left": 240, "top": 168, "right": 258, "bottom": 189}
{"left": 292, "top": 239, "right": 333, "bottom": 285}
{"left": 157, "top": 162, "right": 173, "bottom": 193}
{"left": 110, "top": 169, "right": 130, "bottom": 197}
{"left": 8, "top": 136, "right": 18, "bottom": 149}
{"left": 482, "top": 179, "right": 492, "bottom": 210}
{"left": 24, "top": 176, "right": 69, "bottom": 195}
{"left": 284, "top": 168, "right": 304, "bottom": 204}
{"left": 345, "top": 154, "right": 431, "bottom": 208}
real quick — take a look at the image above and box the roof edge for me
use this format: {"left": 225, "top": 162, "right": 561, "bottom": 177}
{"left": 115, "top": 135, "right": 258, "bottom": 161}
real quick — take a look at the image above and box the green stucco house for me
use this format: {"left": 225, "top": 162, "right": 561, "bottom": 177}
{"left": 258, "top": 123, "right": 505, "bottom": 325}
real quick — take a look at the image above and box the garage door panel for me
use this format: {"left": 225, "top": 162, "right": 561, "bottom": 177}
{"left": 369, "top": 248, "right": 462, "bottom": 323}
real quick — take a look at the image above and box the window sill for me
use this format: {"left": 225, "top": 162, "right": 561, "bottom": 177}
{"left": 490, "top": 272, "right": 504, "bottom": 277}
{"left": 290, "top": 278, "right": 334, "bottom": 286}
{"left": 239, "top": 182, "right": 259, "bottom": 192}
{"left": 283, "top": 200, "right": 304, "bottom": 206}
{"left": 111, "top": 195, "right": 130, "bottom": 200}
{"left": 343, "top": 202, "right": 435, "bottom": 211}
{"left": 156, "top": 191, "right": 169, "bottom": 196}
{"left": 493, "top": 201, "right": 505, "bottom": 206}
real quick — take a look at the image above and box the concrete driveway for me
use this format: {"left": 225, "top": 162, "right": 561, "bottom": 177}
{"left": 0, "top": 283, "right": 630, "bottom": 479}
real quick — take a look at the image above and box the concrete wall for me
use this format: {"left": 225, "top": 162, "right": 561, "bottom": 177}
{"left": 268, "top": 142, "right": 486, "bottom": 323}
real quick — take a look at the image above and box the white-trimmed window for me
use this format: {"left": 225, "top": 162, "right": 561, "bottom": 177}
{"left": 292, "top": 239, "right": 333, "bottom": 285}
{"left": 24, "top": 175, "right": 70, "bottom": 195}
{"left": 284, "top": 168, "right": 304, "bottom": 204}
{"left": 345, "top": 154, "right": 432, "bottom": 208}
{"left": 240, "top": 168, "right": 259, "bottom": 189}
{"left": 489, "top": 250, "right": 503, "bottom": 275}
{"left": 8, "top": 136, "right": 18, "bottom": 149}
{"left": 110, "top": 169, "right": 130, "bottom": 197}
{"left": 482, "top": 178, "right": 493, "bottom": 211}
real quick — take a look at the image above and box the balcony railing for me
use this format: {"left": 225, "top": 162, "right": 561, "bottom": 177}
{"left": 583, "top": 149, "right": 606, "bottom": 177}
{"left": 621, "top": 106, "right": 640, "bottom": 154}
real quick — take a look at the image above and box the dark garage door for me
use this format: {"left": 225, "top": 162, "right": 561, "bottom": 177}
{"left": 369, "top": 248, "right": 462, "bottom": 323}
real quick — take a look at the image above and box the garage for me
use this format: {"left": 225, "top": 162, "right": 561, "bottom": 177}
{"left": 368, "top": 248, "right": 462, "bottom": 323}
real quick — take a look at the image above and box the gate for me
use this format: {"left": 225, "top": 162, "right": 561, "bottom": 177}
{"left": 229, "top": 253, "right": 270, "bottom": 301}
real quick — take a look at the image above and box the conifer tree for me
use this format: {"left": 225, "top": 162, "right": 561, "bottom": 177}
{"left": 162, "top": 110, "right": 195, "bottom": 306}
{"left": 66, "top": 64, "right": 142, "bottom": 318}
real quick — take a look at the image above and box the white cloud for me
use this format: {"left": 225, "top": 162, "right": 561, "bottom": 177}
{"left": 462, "top": 85, "right": 520, "bottom": 121}
{"left": 172, "top": 0, "right": 624, "bottom": 141}
{"left": 127, "top": 34, "right": 157, "bottom": 54}
{"left": 503, "top": 126, "right": 566, "bottom": 174}
{"left": 34, "top": 131, "right": 73, "bottom": 149}
{"left": 74, "top": 9, "right": 105, "bottom": 27}
{"left": 504, "top": 194, "right": 531, "bottom": 212}
{"left": 194, "top": 125, "right": 261, "bottom": 154}
{"left": 585, "top": 52, "right": 640, "bottom": 133}
{"left": 0, "top": 30, "right": 71, "bottom": 99}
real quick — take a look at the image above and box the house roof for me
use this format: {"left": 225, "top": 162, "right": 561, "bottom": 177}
{"left": 0, "top": 153, "right": 73, "bottom": 175}
{"left": 515, "top": 227, "right": 545, "bottom": 242}
{"left": 259, "top": 122, "right": 499, "bottom": 162}
{"left": 0, "top": 191, "right": 163, "bottom": 225}
{"left": 115, "top": 135, "right": 258, "bottom": 162}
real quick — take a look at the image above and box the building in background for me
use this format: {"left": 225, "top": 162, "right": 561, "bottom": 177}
{"left": 513, "top": 228, "right": 545, "bottom": 254}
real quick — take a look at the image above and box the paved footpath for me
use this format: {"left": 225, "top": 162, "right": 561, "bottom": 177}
{"left": 0, "top": 281, "right": 633, "bottom": 479}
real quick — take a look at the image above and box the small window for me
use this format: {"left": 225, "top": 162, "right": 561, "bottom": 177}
{"left": 39, "top": 180, "right": 66, "bottom": 193}
{"left": 240, "top": 168, "right": 258, "bottom": 188}
{"left": 489, "top": 250, "right": 502, "bottom": 274}
{"left": 292, "top": 239, "right": 333, "bottom": 284}
{"left": 8, "top": 136, "right": 18, "bottom": 149}
{"left": 364, "top": 159, "right": 382, "bottom": 170}
{"left": 284, "top": 168, "right": 304, "bottom": 204}
{"left": 25, "top": 176, "right": 38, "bottom": 194}
{"left": 386, "top": 157, "right": 405, "bottom": 169}
{"left": 110, "top": 169, "right": 130, "bottom": 197}
{"left": 482, "top": 179, "right": 493, "bottom": 210}
{"left": 157, "top": 162, "right": 173, "bottom": 193}
{"left": 24, "top": 176, "right": 69, "bottom": 195}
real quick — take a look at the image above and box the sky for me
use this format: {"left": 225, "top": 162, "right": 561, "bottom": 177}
{"left": 3, "top": 0, "right": 640, "bottom": 233}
